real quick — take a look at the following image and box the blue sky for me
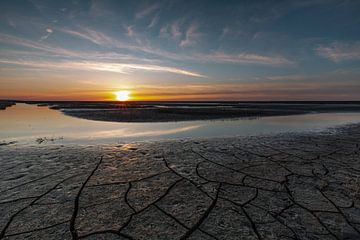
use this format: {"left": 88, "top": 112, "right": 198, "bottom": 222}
{"left": 0, "top": 0, "right": 360, "bottom": 100}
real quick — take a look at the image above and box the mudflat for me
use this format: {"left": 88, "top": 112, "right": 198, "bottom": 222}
{"left": 1, "top": 124, "right": 360, "bottom": 239}
{"left": 23, "top": 101, "right": 360, "bottom": 122}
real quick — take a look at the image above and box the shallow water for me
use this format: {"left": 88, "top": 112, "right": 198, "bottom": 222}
{"left": 1, "top": 103, "right": 360, "bottom": 144}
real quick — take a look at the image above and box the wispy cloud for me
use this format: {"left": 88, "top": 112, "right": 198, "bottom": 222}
{"left": 126, "top": 25, "right": 135, "bottom": 37}
{"left": 201, "top": 52, "right": 294, "bottom": 66}
{"left": 39, "top": 28, "right": 53, "bottom": 41}
{"left": 159, "top": 20, "right": 183, "bottom": 40}
{"left": 0, "top": 33, "right": 78, "bottom": 57}
{"left": 316, "top": 41, "right": 360, "bottom": 62}
{"left": 148, "top": 13, "right": 160, "bottom": 28}
{"left": 0, "top": 59, "right": 206, "bottom": 77}
{"left": 1, "top": 29, "right": 293, "bottom": 68}
{"left": 160, "top": 20, "right": 202, "bottom": 47}
{"left": 180, "top": 23, "right": 202, "bottom": 47}
{"left": 135, "top": 3, "right": 160, "bottom": 19}
{"left": 171, "top": 20, "right": 183, "bottom": 40}
{"left": 60, "top": 27, "right": 292, "bottom": 66}
{"left": 60, "top": 28, "right": 128, "bottom": 49}
{"left": 61, "top": 27, "right": 155, "bottom": 54}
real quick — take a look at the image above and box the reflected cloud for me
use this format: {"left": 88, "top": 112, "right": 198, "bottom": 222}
{"left": 88, "top": 125, "right": 203, "bottom": 138}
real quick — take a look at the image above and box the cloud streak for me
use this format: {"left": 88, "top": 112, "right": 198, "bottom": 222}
{"left": 316, "top": 41, "right": 360, "bottom": 62}
{"left": 0, "top": 33, "right": 78, "bottom": 57}
{"left": 59, "top": 27, "right": 294, "bottom": 66}
{"left": 0, "top": 59, "right": 206, "bottom": 77}
{"left": 1, "top": 28, "right": 294, "bottom": 69}
{"left": 135, "top": 3, "right": 160, "bottom": 19}
{"left": 200, "top": 52, "right": 294, "bottom": 66}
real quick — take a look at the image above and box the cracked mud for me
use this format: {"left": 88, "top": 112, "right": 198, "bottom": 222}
{"left": 1, "top": 125, "right": 360, "bottom": 239}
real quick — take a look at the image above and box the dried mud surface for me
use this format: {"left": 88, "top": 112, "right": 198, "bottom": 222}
{"left": 1, "top": 125, "right": 360, "bottom": 239}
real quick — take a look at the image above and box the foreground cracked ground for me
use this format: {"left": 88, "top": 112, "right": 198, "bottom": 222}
{"left": 1, "top": 125, "right": 360, "bottom": 239}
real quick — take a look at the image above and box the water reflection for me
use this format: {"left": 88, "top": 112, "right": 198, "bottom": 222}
{"left": 1, "top": 104, "right": 360, "bottom": 145}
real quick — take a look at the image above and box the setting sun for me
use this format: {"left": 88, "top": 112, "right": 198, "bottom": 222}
{"left": 115, "top": 90, "right": 130, "bottom": 101}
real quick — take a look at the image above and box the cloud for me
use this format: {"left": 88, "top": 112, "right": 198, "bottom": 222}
{"left": 201, "top": 52, "right": 294, "bottom": 66}
{"left": 61, "top": 27, "right": 151, "bottom": 53}
{"left": 316, "top": 41, "right": 360, "bottom": 62}
{"left": 159, "top": 20, "right": 183, "bottom": 40}
{"left": 0, "top": 33, "right": 77, "bottom": 56}
{"left": 180, "top": 23, "right": 201, "bottom": 47}
{"left": 160, "top": 21, "right": 202, "bottom": 48}
{"left": 60, "top": 27, "right": 293, "bottom": 66}
{"left": 148, "top": 13, "right": 159, "bottom": 28}
{"left": 126, "top": 25, "right": 135, "bottom": 37}
{"left": 60, "top": 28, "right": 127, "bottom": 49}
{"left": 171, "top": 20, "right": 183, "bottom": 40}
{"left": 0, "top": 59, "right": 206, "bottom": 77}
{"left": 40, "top": 28, "right": 53, "bottom": 41}
{"left": 2, "top": 30, "right": 293, "bottom": 69}
{"left": 135, "top": 3, "right": 160, "bottom": 19}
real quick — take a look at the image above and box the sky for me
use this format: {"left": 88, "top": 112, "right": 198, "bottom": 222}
{"left": 0, "top": 0, "right": 360, "bottom": 101}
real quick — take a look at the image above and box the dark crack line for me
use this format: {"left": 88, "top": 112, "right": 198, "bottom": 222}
{"left": 70, "top": 156, "right": 103, "bottom": 240}
{"left": 154, "top": 204, "right": 189, "bottom": 230}
{"left": 78, "top": 229, "right": 134, "bottom": 239}
{"left": 4, "top": 220, "right": 69, "bottom": 237}
{"left": 316, "top": 187, "right": 360, "bottom": 235}
{"left": 0, "top": 168, "right": 65, "bottom": 194}
{"left": 0, "top": 162, "right": 24, "bottom": 174}
{"left": 163, "top": 154, "right": 215, "bottom": 200}
{"left": 197, "top": 229, "right": 220, "bottom": 240}
{"left": 118, "top": 178, "right": 183, "bottom": 233}
{"left": 284, "top": 184, "right": 341, "bottom": 240}
{"left": 232, "top": 207, "right": 262, "bottom": 240}
{"left": 0, "top": 174, "right": 78, "bottom": 239}
{"left": 292, "top": 202, "right": 340, "bottom": 240}
{"left": 247, "top": 203, "right": 299, "bottom": 240}
{"left": 196, "top": 161, "right": 284, "bottom": 193}
{"left": 180, "top": 183, "right": 221, "bottom": 240}
{"left": 0, "top": 196, "right": 37, "bottom": 205}
{"left": 87, "top": 170, "right": 171, "bottom": 187}
{"left": 124, "top": 182, "right": 136, "bottom": 213}
{"left": 191, "top": 149, "right": 282, "bottom": 184}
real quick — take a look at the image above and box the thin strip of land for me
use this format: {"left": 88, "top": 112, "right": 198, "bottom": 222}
{"left": 0, "top": 101, "right": 15, "bottom": 110}
{"left": 10, "top": 101, "right": 360, "bottom": 122}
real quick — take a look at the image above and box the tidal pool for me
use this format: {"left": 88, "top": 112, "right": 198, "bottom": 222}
{"left": 1, "top": 103, "right": 360, "bottom": 144}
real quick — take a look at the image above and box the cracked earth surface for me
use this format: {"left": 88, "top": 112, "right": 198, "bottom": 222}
{"left": 1, "top": 125, "right": 360, "bottom": 240}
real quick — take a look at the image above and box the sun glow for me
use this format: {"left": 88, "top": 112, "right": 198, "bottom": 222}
{"left": 115, "top": 90, "right": 131, "bottom": 101}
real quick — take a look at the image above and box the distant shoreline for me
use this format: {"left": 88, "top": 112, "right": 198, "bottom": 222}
{"left": 3, "top": 101, "right": 360, "bottom": 122}
{"left": 47, "top": 101, "right": 360, "bottom": 123}
{"left": 0, "top": 101, "right": 15, "bottom": 110}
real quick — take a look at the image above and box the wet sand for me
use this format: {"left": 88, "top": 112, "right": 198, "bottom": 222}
{"left": 1, "top": 124, "right": 360, "bottom": 239}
